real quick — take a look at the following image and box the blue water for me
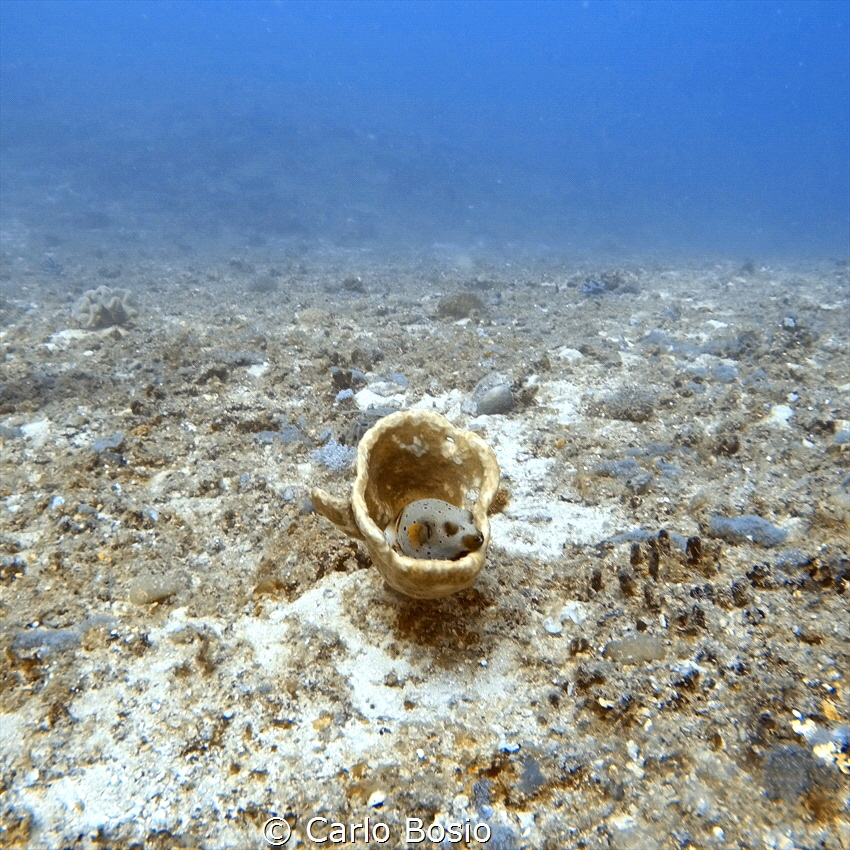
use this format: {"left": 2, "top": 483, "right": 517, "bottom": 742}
{"left": 1, "top": 0, "right": 848, "bottom": 257}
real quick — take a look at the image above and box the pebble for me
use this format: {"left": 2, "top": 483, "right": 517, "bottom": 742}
{"left": 579, "top": 278, "right": 607, "bottom": 294}
{"left": 596, "top": 458, "right": 653, "bottom": 494}
{"left": 543, "top": 617, "right": 563, "bottom": 635}
{"left": 654, "top": 458, "right": 683, "bottom": 477}
{"left": 604, "top": 634, "right": 666, "bottom": 663}
{"left": 10, "top": 626, "right": 81, "bottom": 658}
{"left": 707, "top": 514, "right": 787, "bottom": 547}
{"left": 557, "top": 347, "right": 583, "bottom": 362}
{"left": 561, "top": 601, "right": 589, "bottom": 624}
{"left": 467, "top": 372, "right": 513, "bottom": 415}
{"left": 92, "top": 432, "right": 124, "bottom": 452}
{"left": 452, "top": 793, "right": 469, "bottom": 811}
{"left": 255, "top": 425, "right": 305, "bottom": 445}
{"left": 476, "top": 383, "right": 513, "bottom": 415}
{"left": 20, "top": 419, "right": 50, "bottom": 445}
{"left": 595, "top": 458, "right": 642, "bottom": 478}
{"left": 367, "top": 790, "right": 386, "bottom": 808}
{"left": 764, "top": 404, "right": 794, "bottom": 428}
{"left": 774, "top": 549, "right": 810, "bottom": 571}
{"left": 129, "top": 574, "right": 181, "bottom": 605}
{"left": 762, "top": 744, "right": 815, "bottom": 803}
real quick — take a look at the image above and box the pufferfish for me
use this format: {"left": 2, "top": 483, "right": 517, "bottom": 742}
{"left": 384, "top": 498, "right": 484, "bottom": 561}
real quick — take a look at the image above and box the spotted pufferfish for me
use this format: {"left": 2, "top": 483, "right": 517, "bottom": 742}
{"left": 384, "top": 498, "right": 484, "bottom": 561}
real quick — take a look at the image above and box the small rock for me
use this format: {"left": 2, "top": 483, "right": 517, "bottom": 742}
{"left": 367, "top": 790, "right": 386, "bottom": 808}
{"left": 129, "top": 574, "right": 181, "bottom": 605}
{"left": 0, "top": 424, "right": 22, "bottom": 441}
{"left": 255, "top": 425, "right": 305, "bottom": 445}
{"left": 764, "top": 404, "right": 794, "bottom": 428}
{"left": 579, "top": 278, "right": 607, "bottom": 294}
{"left": 453, "top": 793, "right": 470, "bottom": 811}
{"left": 20, "top": 419, "right": 51, "bottom": 446}
{"left": 517, "top": 755, "right": 546, "bottom": 796}
{"left": 477, "top": 384, "right": 513, "bottom": 415}
{"left": 604, "top": 634, "right": 666, "bottom": 663}
{"left": 92, "top": 432, "right": 124, "bottom": 453}
{"left": 557, "top": 347, "right": 583, "bottom": 362}
{"left": 543, "top": 617, "right": 563, "bottom": 635}
{"left": 436, "top": 292, "right": 484, "bottom": 318}
{"left": 11, "top": 626, "right": 81, "bottom": 658}
{"left": 469, "top": 372, "right": 513, "bottom": 415}
{"left": 708, "top": 514, "right": 787, "bottom": 547}
{"left": 774, "top": 549, "right": 810, "bottom": 571}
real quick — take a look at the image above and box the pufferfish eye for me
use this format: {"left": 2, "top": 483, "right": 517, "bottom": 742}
{"left": 406, "top": 521, "right": 433, "bottom": 550}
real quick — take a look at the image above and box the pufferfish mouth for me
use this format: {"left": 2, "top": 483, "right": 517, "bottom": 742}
{"left": 460, "top": 532, "right": 484, "bottom": 553}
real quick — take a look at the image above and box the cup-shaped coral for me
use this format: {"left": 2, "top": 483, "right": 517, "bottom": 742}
{"left": 311, "top": 410, "right": 500, "bottom": 599}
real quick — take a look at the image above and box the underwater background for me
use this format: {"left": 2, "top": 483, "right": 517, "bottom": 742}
{"left": 1, "top": 0, "right": 848, "bottom": 259}
{"left": 3, "top": 3, "right": 850, "bottom": 848}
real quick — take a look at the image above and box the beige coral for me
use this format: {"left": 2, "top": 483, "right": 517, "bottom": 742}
{"left": 72, "top": 285, "right": 139, "bottom": 329}
{"left": 311, "top": 410, "right": 500, "bottom": 599}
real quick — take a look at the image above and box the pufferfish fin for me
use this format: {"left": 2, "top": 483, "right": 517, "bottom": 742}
{"left": 406, "top": 521, "right": 433, "bottom": 551}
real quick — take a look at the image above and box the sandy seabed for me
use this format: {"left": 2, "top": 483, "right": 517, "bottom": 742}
{"left": 1, "top": 228, "right": 849, "bottom": 849}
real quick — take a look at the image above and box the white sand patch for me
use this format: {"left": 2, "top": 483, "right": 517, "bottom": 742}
{"left": 410, "top": 389, "right": 466, "bottom": 419}
{"left": 20, "top": 418, "right": 51, "bottom": 446}
{"left": 536, "top": 379, "right": 584, "bottom": 425}
{"left": 355, "top": 387, "right": 405, "bottom": 410}
{"left": 476, "top": 411, "right": 623, "bottom": 559}
{"left": 764, "top": 404, "right": 795, "bottom": 428}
